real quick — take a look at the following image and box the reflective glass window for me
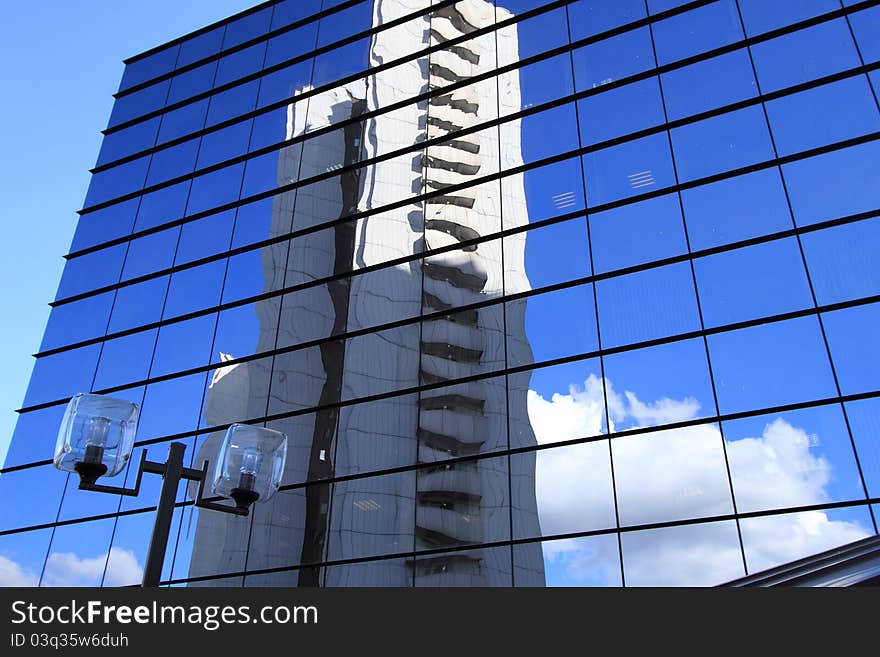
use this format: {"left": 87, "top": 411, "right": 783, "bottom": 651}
{"left": 120, "top": 44, "right": 179, "bottom": 91}
{"left": 215, "top": 42, "right": 267, "bottom": 88}
{"left": 167, "top": 61, "right": 218, "bottom": 105}
{"left": 783, "top": 141, "right": 880, "bottom": 227}
{"left": 740, "top": 506, "right": 874, "bottom": 574}
{"left": 694, "top": 238, "right": 814, "bottom": 328}
{"left": 682, "top": 168, "right": 792, "bottom": 250}
{"left": 0, "top": 528, "right": 53, "bottom": 587}
{"left": 709, "top": 316, "right": 837, "bottom": 415}
{"left": 70, "top": 198, "right": 140, "bottom": 252}
{"left": 93, "top": 329, "right": 158, "bottom": 391}
{"left": 724, "top": 404, "right": 866, "bottom": 514}
{"left": 750, "top": 19, "right": 861, "bottom": 93}
{"left": 584, "top": 132, "right": 676, "bottom": 206}
{"left": 151, "top": 315, "right": 217, "bottom": 378}
{"left": 108, "top": 80, "right": 169, "bottom": 128}
{"left": 578, "top": 77, "right": 665, "bottom": 146}
{"left": 107, "top": 276, "right": 170, "bottom": 333}
{"left": 312, "top": 39, "right": 370, "bottom": 88}
{"left": 660, "top": 49, "right": 758, "bottom": 121}
{"left": 596, "top": 262, "right": 701, "bottom": 348}
{"left": 845, "top": 398, "right": 880, "bottom": 498}
{"left": 222, "top": 7, "right": 273, "bottom": 50}
{"left": 514, "top": 533, "right": 622, "bottom": 587}
{"left": 738, "top": 0, "right": 839, "bottom": 36}
{"left": 95, "top": 117, "right": 161, "bottom": 167}
{"left": 506, "top": 217, "right": 590, "bottom": 292}
{"left": 55, "top": 243, "right": 126, "bottom": 299}
{"left": 156, "top": 99, "right": 210, "bottom": 144}
{"left": 651, "top": 0, "right": 743, "bottom": 66}
{"left": 823, "top": 302, "right": 880, "bottom": 395}
{"left": 41, "top": 520, "right": 116, "bottom": 587}
{"left": 40, "top": 292, "right": 115, "bottom": 352}
{"left": 590, "top": 193, "right": 687, "bottom": 273}
{"left": 621, "top": 521, "right": 744, "bottom": 586}
{"left": 133, "top": 181, "right": 191, "bottom": 231}
{"left": 850, "top": 6, "right": 880, "bottom": 63}
{"left": 162, "top": 260, "right": 227, "bottom": 319}
{"left": 83, "top": 155, "right": 151, "bottom": 208}
{"left": 205, "top": 82, "right": 259, "bottom": 127}
{"left": 568, "top": 0, "right": 645, "bottom": 40}
{"left": 0, "top": 465, "right": 66, "bottom": 532}
{"left": 185, "top": 162, "right": 245, "bottom": 216}
{"left": 174, "top": 209, "right": 236, "bottom": 265}
{"left": 265, "top": 23, "right": 320, "bottom": 68}
{"left": 136, "top": 373, "right": 208, "bottom": 442}
{"left": 765, "top": 77, "right": 880, "bottom": 157}
{"left": 21, "top": 344, "right": 101, "bottom": 408}
{"left": 145, "top": 138, "right": 200, "bottom": 186}
{"left": 5, "top": 404, "right": 66, "bottom": 469}
{"left": 671, "top": 105, "right": 774, "bottom": 182}
{"left": 271, "top": 0, "right": 322, "bottom": 31}
{"left": 176, "top": 27, "right": 225, "bottom": 69}
{"left": 571, "top": 27, "right": 654, "bottom": 93}
{"left": 602, "top": 337, "right": 717, "bottom": 428}
{"left": 196, "top": 121, "right": 253, "bottom": 169}
{"left": 801, "top": 219, "right": 880, "bottom": 305}
{"left": 120, "top": 226, "right": 180, "bottom": 281}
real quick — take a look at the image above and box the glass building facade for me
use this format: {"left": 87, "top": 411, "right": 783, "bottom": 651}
{"left": 2, "top": 0, "right": 880, "bottom": 587}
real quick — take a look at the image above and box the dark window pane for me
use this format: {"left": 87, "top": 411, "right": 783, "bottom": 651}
{"left": 107, "top": 276, "right": 170, "bottom": 333}
{"left": 134, "top": 181, "right": 191, "bottom": 231}
{"left": 162, "top": 260, "right": 227, "bottom": 318}
{"left": 56, "top": 243, "right": 126, "bottom": 299}
{"left": 151, "top": 315, "right": 217, "bottom": 378}
{"left": 221, "top": 7, "right": 273, "bottom": 50}
{"left": 214, "top": 42, "right": 267, "bottom": 87}
{"left": 156, "top": 99, "right": 210, "bottom": 144}
{"left": 176, "top": 27, "right": 225, "bottom": 69}
{"left": 70, "top": 199, "right": 140, "bottom": 252}
{"left": 40, "top": 292, "right": 115, "bottom": 352}
{"left": 120, "top": 45, "right": 179, "bottom": 91}
{"left": 121, "top": 226, "right": 180, "bottom": 280}
{"left": 175, "top": 209, "right": 236, "bottom": 265}
{"left": 22, "top": 345, "right": 101, "bottom": 408}
{"left": 93, "top": 329, "right": 158, "bottom": 390}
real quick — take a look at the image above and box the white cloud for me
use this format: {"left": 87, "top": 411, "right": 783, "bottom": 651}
{"left": 526, "top": 377, "right": 872, "bottom": 586}
{"left": 0, "top": 554, "right": 39, "bottom": 587}
{"left": 42, "top": 547, "right": 142, "bottom": 587}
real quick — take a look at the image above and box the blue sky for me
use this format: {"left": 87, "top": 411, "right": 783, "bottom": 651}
{"left": 0, "top": 1, "right": 258, "bottom": 464}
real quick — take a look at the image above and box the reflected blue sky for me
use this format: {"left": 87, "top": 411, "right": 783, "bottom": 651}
{"left": 3, "top": 0, "right": 880, "bottom": 588}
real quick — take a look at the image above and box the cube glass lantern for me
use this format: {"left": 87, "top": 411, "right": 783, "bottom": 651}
{"left": 54, "top": 393, "right": 139, "bottom": 484}
{"left": 211, "top": 423, "right": 287, "bottom": 509}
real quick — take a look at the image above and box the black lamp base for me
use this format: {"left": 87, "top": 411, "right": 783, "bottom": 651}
{"left": 74, "top": 460, "right": 108, "bottom": 486}
{"left": 230, "top": 487, "right": 259, "bottom": 511}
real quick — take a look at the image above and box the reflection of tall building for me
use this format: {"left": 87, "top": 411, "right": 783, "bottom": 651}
{"left": 189, "top": 0, "right": 545, "bottom": 586}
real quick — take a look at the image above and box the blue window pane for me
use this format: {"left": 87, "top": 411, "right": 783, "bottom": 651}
{"left": 151, "top": 315, "right": 217, "bottom": 378}
{"left": 660, "top": 49, "right": 758, "bottom": 121}
{"left": 93, "top": 329, "right": 158, "bottom": 390}
{"left": 241, "top": 150, "right": 283, "bottom": 198}
{"left": 725, "top": 404, "right": 866, "bottom": 513}
{"left": 845, "top": 398, "right": 880, "bottom": 497}
{"left": 271, "top": 0, "right": 322, "bottom": 30}
{"left": 578, "top": 77, "right": 665, "bottom": 146}
{"left": 120, "top": 45, "right": 179, "bottom": 91}
{"left": 572, "top": 27, "right": 654, "bottom": 92}
{"left": 222, "top": 7, "right": 273, "bottom": 50}
{"left": 83, "top": 156, "right": 151, "bottom": 208}
{"left": 765, "top": 77, "right": 880, "bottom": 157}
{"left": 317, "top": 1, "right": 373, "bottom": 48}
{"left": 265, "top": 23, "right": 320, "bottom": 68}
{"left": 137, "top": 373, "right": 208, "bottom": 442}
{"left": 519, "top": 103, "right": 579, "bottom": 164}
{"left": 584, "top": 132, "right": 676, "bottom": 206}
{"left": 0, "top": 467, "right": 66, "bottom": 532}
{"left": 145, "top": 138, "right": 199, "bottom": 186}
{"left": 568, "top": 0, "right": 646, "bottom": 40}
{"left": 823, "top": 302, "right": 880, "bottom": 395}
{"left": 108, "top": 80, "right": 169, "bottom": 128}
{"left": 503, "top": 158, "right": 585, "bottom": 228}
{"left": 602, "top": 337, "right": 717, "bottom": 427}
{"left": 709, "top": 316, "right": 837, "bottom": 415}
{"left": 312, "top": 39, "right": 370, "bottom": 87}
{"left": 257, "top": 61, "right": 314, "bottom": 109}
{"left": 121, "top": 226, "right": 180, "bottom": 280}
{"left": 22, "top": 345, "right": 101, "bottom": 408}
{"left": 214, "top": 42, "right": 267, "bottom": 88}
{"left": 750, "top": 19, "right": 861, "bottom": 93}
{"left": 651, "top": 0, "right": 742, "bottom": 66}
{"left": 801, "top": 219, "right": 880, "bottom": 305}
{"left": 509, "top": 284, "right": 599, "bottom": 367}
{"left": 590, "top": 193, "right": 687, "bottom": 274}
{"left": 506, "top": 54, "right": 574, "bottom": 117}
{"left": 6, "top": 405, "right": 66, "bottom": 468}
{"left": 196, "top": 121, "right": 253, "bottom": 169}
{"left": 738, "top": 0, "right": 839, "bottom": 36}
{"left": 40, "top": 292, "right": 115, "bottom": 352}
{"left": 70, "top": 198, "right": 140, "bottom": 252}
{"left": 162, "top": 260, "right": 227, "bottom": 319}
{"left": 213, "top": 303, "right": 264, "bottom": 363}
{"left": 175, "top": 209, "right": 235, "bottom": 265}
{"left": 95, "top": 117, "right": 161, "bottom": 167}
{"left": 850, "top": 5, "right": 880, "bottom": 63}
{"left": 205, "top": 83, "right": 259, "bottom": 127}
{"left": 230, "top": 196, "right": 278, "bottom": 248}
{"left": 156, "top": 99, "right": 210, "bottom": 144}
{"left": 510, "top": 217, "right": 590, "bottom": 291}
{"left": 694, "top": 238, "right": 813, "bottom": 328}
{"left": 134, "top": 180, "right": 191, "bottom": 231}
{"left": 783, "top": 141, "right": 880, "bottom": 227}
{"left": 176, "top": 27, "right": 225, "bottom": 69}
{"left": 56, "top": 244, "right": 126, "bottom": 299}
{"left": 167, "top": 61, "right": 217, "bottom": 105}
{"left": 671, "top": 105, "right": 774, "bottom": 182}
{"left": 682, "top": 168, "right": 792, "bottom": 250}
{"left": 596, "top": 262, "right": 701, "bottom": 348}
{"left": 185, "top": 162, "right": 245, "bottom": 216}
{"left": 107, "top": 276, "right": 169, "bottom": 333}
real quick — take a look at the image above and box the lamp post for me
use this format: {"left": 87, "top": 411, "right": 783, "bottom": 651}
{"left": 53, "top": 393, "right": 287, "bottom": 588}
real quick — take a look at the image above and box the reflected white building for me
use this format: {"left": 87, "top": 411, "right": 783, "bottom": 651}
{"left": 188, "top": 0, "right": 544, "bottom": 586}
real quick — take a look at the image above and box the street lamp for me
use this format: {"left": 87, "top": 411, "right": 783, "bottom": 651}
{"left": 53, "top": 393, "right": 287, "bottom": 587}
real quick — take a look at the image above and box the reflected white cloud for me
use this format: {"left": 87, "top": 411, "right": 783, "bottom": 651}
{"left": 0, "top": 554, "right": 39, "bottom": 586}
{"left": 527, "top": 376, "right": 872, "bottom": 585}
{"left": 42, "top": 547, "right": 142, "bottom": 587}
